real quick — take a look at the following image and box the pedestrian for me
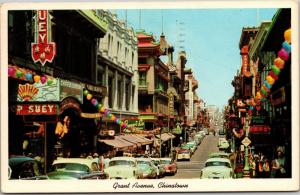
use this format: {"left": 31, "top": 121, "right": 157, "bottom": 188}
{"left": 262, "top": 157, "right": 270, "bottom": 178}
{"left": 271, "top": 147, "right": 286, "bottom": 178}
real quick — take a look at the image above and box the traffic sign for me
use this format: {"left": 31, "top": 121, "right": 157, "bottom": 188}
{"left": 242, "top": 137, "right": 251, "bottom": 147}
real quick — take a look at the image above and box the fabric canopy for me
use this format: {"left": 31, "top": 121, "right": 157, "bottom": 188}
{"left": 156, "top": 133, "right": 175, "bottom": 142}
{"left": 98, "top": 136, "right": 136, "bottom": 150}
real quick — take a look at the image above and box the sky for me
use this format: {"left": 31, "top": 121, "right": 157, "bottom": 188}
{"left": 114, "top": 8, "right": 278, "bottom": 109}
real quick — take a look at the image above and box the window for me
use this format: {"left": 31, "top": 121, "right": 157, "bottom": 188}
{"left": 139, "top": 72, "right": 147, "bottom": 86}
{"left": 132, "top": 52, "right": 134, "bottom": 66}
{"left": 108, "top": 77, "right": 113, "bottom": 108}
{"left": 97, "top": 68, "right": 105, "bottom": 85}
{"left": 125, "top": 82, "right": 130, "bottom": 110}
{"left": 108, "top": 34, "right": 111, "bottom": 54}
{"left": 118, "top": 80, "right": 122, "bottom": 109}
{"left": 132, "top": 85, "right": 135, "bottom": 107}
{"left": 125, "top": 47, "right": 128, "bottom": 63}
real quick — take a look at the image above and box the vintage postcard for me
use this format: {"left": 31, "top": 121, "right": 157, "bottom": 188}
{"left": 0, "top": 0, "right": 299, "bottom": 193}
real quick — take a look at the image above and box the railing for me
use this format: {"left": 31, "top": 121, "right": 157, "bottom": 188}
{"left": 138, "top": 81, "right": 148, "bottom": 90}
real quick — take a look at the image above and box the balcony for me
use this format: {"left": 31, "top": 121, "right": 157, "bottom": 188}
{"left": 138, "top": 80, "right": 148, "bottom": 91}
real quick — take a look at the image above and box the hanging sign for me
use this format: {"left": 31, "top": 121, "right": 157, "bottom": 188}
{"left": 16, "top": 103, "right": 58, "bottom": 115}
{"left": 31, "top": 10, "right": 56, "bottom": 66}
{"left": 168, "top": 92, "right": 174, "bottom": 116}
{"left": 241, "top": 45, "right": 251, "bottom": 77}
{"left": 60, "top": 79, "right": 83, "bottom": 103}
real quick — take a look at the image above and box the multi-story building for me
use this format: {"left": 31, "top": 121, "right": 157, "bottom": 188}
{"left": 97, "top": 10, "right": 139, "bottom": 134}
{"left": 8, "top": 10, "right": 108, "bottom": 171}
{"left": 136, "top": 30, "right": 170, "bottom": 130}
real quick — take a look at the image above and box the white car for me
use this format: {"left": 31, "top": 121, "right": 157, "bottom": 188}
{"left": 218, "top": 138, "right": 230, "bottom": 150}
{"left": 200, "top": 158, "right": 234, "bottom": 179}
{"left": 104, "top": 157, "right": 143, "bottom": 179}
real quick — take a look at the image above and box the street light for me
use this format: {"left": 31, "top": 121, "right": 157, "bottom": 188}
{"left": 243, "top": 112, "right": 250, "bottom": 178}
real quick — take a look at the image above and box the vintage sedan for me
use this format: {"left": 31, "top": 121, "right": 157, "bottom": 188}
{"left": 208, "top": 152, "right": 231, "bottom": 159}
{"left": 105, "top": 157, "right": 142, "bottom": 179}
{"left": 218, "top": 138, "right": 230, "bottom": 150}
{"left": 177, "top": 149, "right": 191, "bottom": 161}
{"left": 185, "top": 141, "right": 197, "bottom": 154}
{"left": 200, "top": 158, "right": 234, "bottom": 179}
{"left": 9, "top": 156, "right": 48, "bottom": 180}
{"left": 47, "top": 158, "right": 108, "bottom": 180}
{"left": 160, "top": 157, "right": 177, "bottom": 175}
{"left": 151, "top": 158, "right": 166, "bottom": 178}
{"left": 136, "top": 158, "right": 158, "bottom": 179}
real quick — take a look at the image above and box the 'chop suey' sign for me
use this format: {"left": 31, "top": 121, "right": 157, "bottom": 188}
{"left": 31, "top": 10, "right": 56, "bottom": 66}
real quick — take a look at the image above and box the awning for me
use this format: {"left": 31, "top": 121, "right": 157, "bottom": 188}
{"left": 119, "top": 134, "right": 153, "bottom": 146}
{"left": 132, "top": 134, "right": 153, "bottom": 145}
{"left": 98, "top": 136, "right": 136, "bottom": 150}
{"left": 156, "top": 133, "right": 174, "bottom": 142}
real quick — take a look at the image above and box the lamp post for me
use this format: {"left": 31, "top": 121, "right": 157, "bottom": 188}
{"left": 243, "top": 112, "right": 250, "bottom": 178}
{"left": 157, "top": 115, "right": 164, "bottom": 158}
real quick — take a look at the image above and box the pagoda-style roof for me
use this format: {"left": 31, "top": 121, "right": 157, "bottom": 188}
{"left": 137, "top": 29, "right": 164, "bottom": 56}
{"left": 239, "top": 27, "right": 259, "bottom": 49}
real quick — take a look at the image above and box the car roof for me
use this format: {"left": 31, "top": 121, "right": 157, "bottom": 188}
{"left": 150, "top": 158, "right": 160, "bottom": 161}
{"left": 136, "top": 158, "right": 151, "bottom": 161}
{"left": 205, "top": 158, "right": 231, "bottom": 163}
{"left": 160, "top": 158, "right": 172, "bottom": 161}
{"left": 110, "top": 157, "right": 136, "bottom": 161}
{"left": 53, "top": 158, "right": 98, "bottom": 167}
{"left": 9, "top": 156, "right": 36, "bottom": 167}
{"left": 209, "top": 152, "right": 231, "bottom": 157}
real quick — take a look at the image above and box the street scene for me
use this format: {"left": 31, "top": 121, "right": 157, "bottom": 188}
{"left": 5, "top": 7, "right": 292, "bottom": 182}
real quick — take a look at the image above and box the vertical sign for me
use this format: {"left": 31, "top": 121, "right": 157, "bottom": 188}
{"left": 168, "top": 92, "right": 174, "bottom": 116}
{"left": 31, "top": 10, "right": 56, "bottom": 66}
{"left": 241, "top": 45, "right": 251, "bottom": 77}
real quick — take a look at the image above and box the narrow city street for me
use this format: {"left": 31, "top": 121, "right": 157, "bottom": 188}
{"left": 166, "top": 134, "right": 220, "bottom": 179}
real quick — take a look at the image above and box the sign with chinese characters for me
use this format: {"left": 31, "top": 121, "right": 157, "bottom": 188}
{"left": 241, "top": 45, "right": 251, "bottom": 77}
{"left": 124, "top": 119, "right": 145, "bottom": 131}
{"left": 16, "top": 104, "right": 58, "bottom": 115}
{"left": 17, "top": 78, "right": 59, "bottom": 102}
{"left": 168, "top": 92, "right": 174, "bottom": 116}
{"left": 60, "top": 79, "right": 83, "bottom": 103}
{"left": 31, "top": 10, "right": 56, "bottom": 66}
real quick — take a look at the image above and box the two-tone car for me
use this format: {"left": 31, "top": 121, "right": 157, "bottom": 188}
{"left": 218, "top": 138, "right": 230, "bottom": 150}
{"left": 177, "top": 149, "right": 191, "bottom": 161}
{"left": 200, "top": 158, "right": 234, "bottom": 179}
{"left": 151, "top": 158, "right": 166, "bottom": 178}
{"left": 105, "top": 156, "right": 143, "bottom": 179}
{"left": 9, "top": 156, "right": 48, "bottom": 180}
{"left": 160, "top": 158, "right": 177, "bottom": 175}
{"left": 136, "top": 158, "right": 158, "bottom": 179}
{"left": 47, "top": 157, "right": 108, "bottom": 180}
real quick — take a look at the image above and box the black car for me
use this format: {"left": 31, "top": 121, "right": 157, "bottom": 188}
{"left": 9, "top": 156, "right": 48, "bottom": 180}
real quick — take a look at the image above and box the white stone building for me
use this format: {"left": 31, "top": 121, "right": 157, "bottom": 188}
{"left": 97, "top": 10, "right": 139, "bottom": 129}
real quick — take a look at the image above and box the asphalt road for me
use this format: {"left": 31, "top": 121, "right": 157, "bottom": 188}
{"left": 165, "top": 134, "right": 220, "bottom": 179}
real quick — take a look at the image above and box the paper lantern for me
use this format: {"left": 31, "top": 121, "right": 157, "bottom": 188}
{"left": 278, "top": 48, "right": 289, "bottom": 61}
{"left": 282, "top": 41, "right": 291, "bottom": 53}
{"left": 41, "top": 75, "right": 47, "bottom": 84}
{"left": 104, "top": 109, "right": 108, "bottom": 115}
{"left": 25, "top": 73, "right": 32, "bottom": 81}
{"left": 266, "top": 76, "right": 275, "bottom": 85}
{"left": 16, "top": 70, "right": 22, "bottom": 78}
{"left": 263, "top": 80, "right": 271, "bottom": 89}
{"left": 284, "top": 28, "right": 291, "bottom": 44}
{"left": 269, "top": 71, "right": 279, "bottom": 80}
{"left": 250, "top": 106, "right": 254, "bottom": 111}
{"left": 271, "top": 65, "right": 281, "bottom": 76}
{"left": 100, "top": 107, "right": 105, "bottom": 113}
{"left": 47, "top": 79, "right": 53, "bottom": 85}
{"left": 256, "top": 91, "right": 262, "bottom": 99}
{"left": 261, "top": 88, "right": 267, "bottom": 95}
{"left": 97, "top": 104, "right": 102, "bottom": 110}
{"left": 86, "top": 94, "right": 93, "bottom": 100}
{"left": 91, "top": 98, "right": 98, "bottom": 106}
{"left": 33, "top": 75, "right": 41, "bottom": 83}
{"left": 83, "top": 90, "right": 89, "bottom": 96}
{"left": 111, "top": 116, "right": 116, "bottom": 121}
{"left": 262, "top": 85, "right": 270, "bottom": 92}
{"left": 8, "top": 66, "right": 16, "bottom": 76}
{"left": 274, "top": 57, "right": 285, "bottom": 69}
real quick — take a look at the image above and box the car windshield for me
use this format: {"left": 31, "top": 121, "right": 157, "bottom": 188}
{"left": 205, "top": 161, "right": 231, "bottom": 168}
{"left": 151, "top": 160, "right": 160, "bottom": 165}
{"left": 179, "top": 150, "right": 190, "bottom": 154}
{"left": 109, "top": 160, "right": 135, "bottom": 167}
{"left": 161, "top": 160, "right": 171, "bottom": 164}
{"left": 52, "top": 163, "right": 90, "bottom": 173}
{"left": 137, "top": 161, "right": 150, "bottom": 166}
{"left": 181, "top": 145, "right": 190, "bottom": 149}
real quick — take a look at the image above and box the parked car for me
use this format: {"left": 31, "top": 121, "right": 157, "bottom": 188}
{"left": 151, "top": 158, "right": 166, "bottom": 178}
{"left": 9, "top": 156, "right": 48, "bottom": 180}
{"left": 47, "top": 157, "right": 108, "bottom": 180}
{"left": 160, "top": 157, "right": 177, "bottom": 175}
{"left": 136, "top": 158, "right": 158, "bottom": 179}
{"left": 218, "top": 138, "right": 230, "bottom": 150}
{"left": 177, "top": 149, "right": 191, "bottom": 161}
{"left": 208, "top": 152, "right": 231, "bottom": 159}
{"left": 200, "top": 158, "right": 234, "bottom": 179}
{"left": 185, "top": 141, "right": 197, "bottom": 153}
{"left": 105, "top": 157, "right": 143, "bottom": 179}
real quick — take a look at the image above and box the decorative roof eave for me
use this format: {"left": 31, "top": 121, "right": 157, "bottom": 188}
{"left": 239, "top": 27, "right": 259, "bottom": 49}
{"left": 138, "top": 64, "right": 151, "bottom": 72}
{"left": 77, "top": 10, "right": 108, "bottom": 33}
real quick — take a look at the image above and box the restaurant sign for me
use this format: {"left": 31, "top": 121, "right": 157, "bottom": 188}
{"left": 16, "top": 103, "right": 58, "bottom": 115}
{"left": 60, "top": 79, "right": 83, "bottom": 103}
{"left": 241, "top": 45, "right": 251, "bottom": 77}
{"left": 124, "top": 119, "right": 145, "bottom": 131}
{"left": 31, "top": 10, "right": 56, "bottom": 66}
{"left": 168, "top": 92, "right": 174, "bottom": 116}
{"left": 17, "top": 78, "right": 59, "bottom": 102}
